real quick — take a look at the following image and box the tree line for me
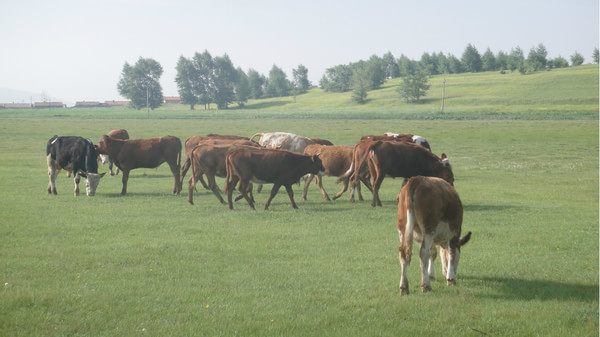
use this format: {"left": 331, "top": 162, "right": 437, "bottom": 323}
{"left": 117, "top": 44, "right": 599, "bottom": 110}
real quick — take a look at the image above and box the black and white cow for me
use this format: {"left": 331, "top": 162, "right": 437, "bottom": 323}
{"left": 46, "top": 135, "right": 105, "bottom": 196}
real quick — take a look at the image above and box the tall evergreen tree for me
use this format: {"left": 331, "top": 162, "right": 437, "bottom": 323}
{"left": 265, "top": 65, "right": 289, "bottom": 97}
{"left": 461, "top": 44, "right": 482, "bottom": 72}
{"left": 481, "top": 48, "right": 497, "bottom": 71}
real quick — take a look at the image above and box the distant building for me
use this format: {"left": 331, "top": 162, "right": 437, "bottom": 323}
{"left": 0, "top": 103, "right": 32, "bottom": 109}
{"left": 164, "top": 96, "right": 181, "bottom": 104}
{"left": 103, "top": 100, "right": 130, "bottom": 107}
{"left": 75, "top": 101, "right": 104, "bottom": 108}
{"left": 33, "top": 102, "right": 66, "bottom": 108}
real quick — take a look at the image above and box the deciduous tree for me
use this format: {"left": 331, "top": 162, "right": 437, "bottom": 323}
{"left": 117, "top": 57, "right": 163, "bottom": 110}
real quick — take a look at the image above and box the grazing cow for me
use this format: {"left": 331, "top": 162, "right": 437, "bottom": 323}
{"left": 250, "top": 132, "right": 316, "bottom": 152}
{"left": 180, "top": 134, "right": 251, "bottom": 186}
{"left": 187, "top": 141, "right": 259, "bottom": 205}
{"left": 302, "top": 144, "right": 371, "bottom": 201}
{"left": 95, "top": 135, "right": 182, "bottom": 195}
{"left": 98, "top": 129, "right": 129, "bottom": 176}
{"left": 397, "top": 176, "right": 471, "bottom": 295}
{"left": 225, "top": 147, "right": 326, "bottom": 210}
{"left": 46, "top": 135, "right": 106, "bottom": 196}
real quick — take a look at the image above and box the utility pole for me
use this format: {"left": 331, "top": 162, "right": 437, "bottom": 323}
{"left": 146, "top": 85, "right": 149, "bottom": 117}
{"left": 441, "top": 78, "right": 446, "bottom": 112}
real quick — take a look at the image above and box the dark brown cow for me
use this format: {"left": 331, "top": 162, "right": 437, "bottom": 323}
{"left": 187, "top": 140, "right": 259, "bottom": 205}
{"left": 310, "top": 138, "right": 334, "bottom": 146}
{"left": 345, "top": 140, "right": 453, "bottom": 207}
{"left": 180, "top": 134, "right": 251, "bottom": 186}
{"left": 95, "top": 135, "right": 182, "bottom": 195}
{"left": 397, "top": 176, "right": 471, "bottom": 295}
{"left": 98, "top": 129, "right": 129, "bottom": 176}
{"left": 225, "top": 147, "right": 325, "bottom": 210}
{"left": 302, "top": 144, "right": 371, "bottom": 201}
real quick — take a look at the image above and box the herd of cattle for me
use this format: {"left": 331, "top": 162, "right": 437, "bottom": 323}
{"left": 45, "top": 129, "right": 470, "bottom": 294}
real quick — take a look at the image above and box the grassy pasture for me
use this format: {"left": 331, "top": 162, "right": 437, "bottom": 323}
{"left": 1, "top": 66, "right": 598, "bottom": 336}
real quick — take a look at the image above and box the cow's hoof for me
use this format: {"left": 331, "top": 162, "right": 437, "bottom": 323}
{"left": 400, "top": 287, "right": 409, "bottom": 296}
{"left": 447, "top": 279, "right": 456, "bottom": 286}
{"left": 422, "top": 285, "right": 432, "bottom": 293}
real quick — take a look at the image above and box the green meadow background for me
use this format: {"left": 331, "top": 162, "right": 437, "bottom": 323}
{"left": 1, "top": 65, "right": 598, "bottom": 336}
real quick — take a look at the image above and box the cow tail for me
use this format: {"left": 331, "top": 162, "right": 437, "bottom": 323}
{"left": 459, "top": 231, "right": 472, "bottom": 246}
{"left": 336, "top": 162, "right": 353, "bottom": 184}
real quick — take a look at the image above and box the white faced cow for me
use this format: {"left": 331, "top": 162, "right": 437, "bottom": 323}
{"left": 46, "top": 135, "right": 106, "bottom": 196}
{"left": 397, "top": 176, "right": 471, "bottom": 295}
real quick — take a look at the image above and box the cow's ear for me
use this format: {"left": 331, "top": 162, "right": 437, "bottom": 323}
{"left": 441, "top": 153, "right": 447, "bottom": 160}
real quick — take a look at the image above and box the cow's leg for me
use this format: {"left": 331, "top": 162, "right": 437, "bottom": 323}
{"left": 167, "top": 161, "right": 181, "bottom": 195}
{"left": 284, "top": 184, "right": 299, "bottom": 209}
{"left": 445, "top": 239, "right": 460, "bottom": 286}
{"left": 180, "top": 158, "right": 191, "bottom": 185}
{"left": 239, "top": 180, "right": 255, "bottom": 210}
{"left": 187, "top": 175, "right": 196, "bottom": 205}
{"left": 73, "top": 173, "right": 81, "bottom": 196}
{"left": 315, "top": 175, "right": 331, "bottom": 201}
{"left": 428, "top": 246, "right": 438, "bottom": 280}
{"left": 398, "top": 229, "right": 410, "bottom": 296}
{"left": 371, "top": 174, "right": 385, "bottom": 207}
{"left": 264, "top": 184, "right": 282, "bottom": 210}
{"left": 420, "top": 235, "right": 434, "bottom": 292}
{"left": 439, "top": 244, "right": 449, "bottom": 279}
{"left": 108, "top": 161, "right": 115, "bottom": 176}
{"left": 348, "top": 177, "right": 357, "bottom": 202}
{"left": 302, "top": 174, "right": 313, "bottom": 201}
{"left": 225, "top": 176, "right": 238, "bottom": 209}
{"left": 206, "top": 173, "right": 225, "bottom": 204}
{"left": 332, "top": 177, "right": 349, "bottom": 200}
{"left": 121, "top": 170, "right": 129, "bottom": 195}
{"left": 356, "top": 180, "right": 364, "bottom": 201}
{"left": 47, "top": 155, "right": 59, "bottom": 195}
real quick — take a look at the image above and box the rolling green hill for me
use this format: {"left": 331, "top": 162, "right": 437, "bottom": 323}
{"left": 1, "top": 65, "right": 597, "bottom": 120}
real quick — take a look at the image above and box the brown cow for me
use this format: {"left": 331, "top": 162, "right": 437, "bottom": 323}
{"left": 397, "top": 176, "right": 471, "bottom": 295}
{"left": 95, "top": 135, "right": 182, "bottom": 195}
{"left": 360, "top": 133, "right": 431, "bottom": 151}
{"left": 344, "top": 140, "right": 453, "bottom": 206}
{"left": 225, "top": 147, "right": 325, "bottom": 210}
{"left": 302, "top": 144, "right": 371, "bottom": 201}
{"left": 98, "top": 129, "right": 129, "bottom": 176}
{"left": 180, "top": 134, "right": 251, "bottom": 186}
{"left": 187, "top": 141, "right": 259, "bottom": 205}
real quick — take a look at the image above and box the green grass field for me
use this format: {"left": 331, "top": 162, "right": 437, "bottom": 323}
{"left": 1, "top": 66, "right": 598, "bottom": 336}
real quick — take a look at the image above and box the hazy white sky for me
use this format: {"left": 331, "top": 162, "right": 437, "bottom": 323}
{"left": 1, "top": 0, "right": 598, "bottom": 105}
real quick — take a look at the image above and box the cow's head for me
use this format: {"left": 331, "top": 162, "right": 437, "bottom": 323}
{"left": 94, "top": 135, "right": 110, "bottom": 155}
{"left": 439, "top": 153, "right": 454, "bottom": 186}
{"left": 80, "top": 172, "right": 106, "bottom": 196}
{"left": 310, "top": 153, "right": 327, "bottom": 176}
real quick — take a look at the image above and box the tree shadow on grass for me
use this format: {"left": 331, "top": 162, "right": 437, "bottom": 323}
{"left": 463, "top": 275, "right": 598, "bottom": 303}
{"left": 239, "top": 101, "right": 291, "bottom": 110}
